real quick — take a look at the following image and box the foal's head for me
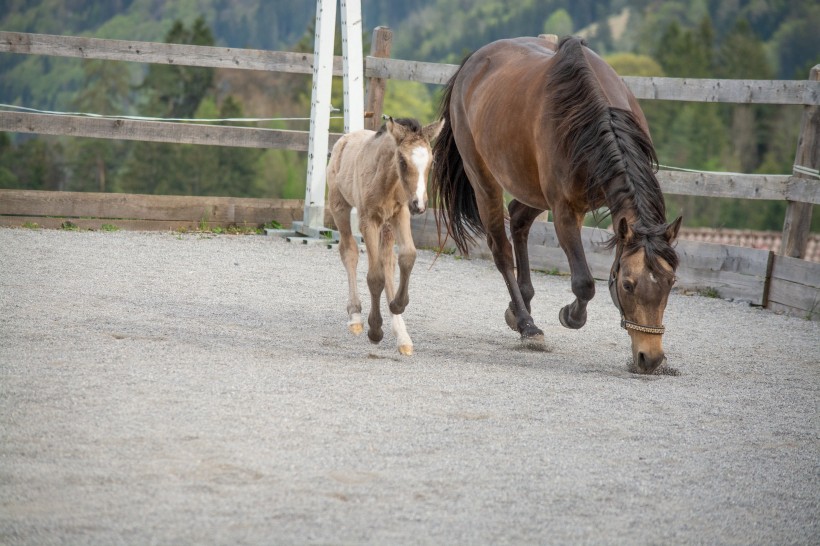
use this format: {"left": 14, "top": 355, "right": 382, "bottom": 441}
{"left": 382, "top": 117, "right": 444, "bottom": 214}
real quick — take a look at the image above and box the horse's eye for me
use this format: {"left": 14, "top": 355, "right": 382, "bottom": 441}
{"left": 398, "top": 157, "right": 407, "bottom": 171}
{"left": 622, "top": 280, "right": 635, "bottom": 293}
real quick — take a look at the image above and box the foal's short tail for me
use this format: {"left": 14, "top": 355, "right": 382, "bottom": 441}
{"left": 430, "top": 58, "right": 484, "bottom": 256}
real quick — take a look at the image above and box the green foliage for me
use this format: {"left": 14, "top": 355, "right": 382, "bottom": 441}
{"left": 605, "top": 53, "right": 663, "bottom": 77}
{"left": 543, "top": 9, "right": 574, "bottom": 36}
{"left": 139, "top": 17, "right": 215, "bottom": 118}
{"left": 383, "top": 81, "right": 437, "bottom": 123}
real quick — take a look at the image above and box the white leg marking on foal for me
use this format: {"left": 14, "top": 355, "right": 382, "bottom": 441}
{"left": 411, "top": 146, "right": 430, "bottom": 212}
{"left": 348, "top": 313, "right": 363, "bottom": 335}
{"left": 391, "top": 313, "right": 413, "bottom": 356}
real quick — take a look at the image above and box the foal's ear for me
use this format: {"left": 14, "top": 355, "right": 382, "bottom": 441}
{"left": 422, "top": 119, "right": 445, "bottom": 142}
{"left": 665, "top": 216, "right": 682, "bottom": 242}
{"left": 386, "top": 117, "right": 408, "bottom": 143}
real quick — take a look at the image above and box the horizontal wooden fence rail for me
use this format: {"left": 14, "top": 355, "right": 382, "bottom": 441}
{"left": 0, "top": 31, "right": 344, "bottom": 75}
{"left": 0, "top": 189, "right": 307, "bottom": 231}
{"left": 656, "top": 171, "right": 818, "bottom": 204}
{"left": 365, "top": 57, "right": 820, "bottom": 106}
{"left": 0, "top": 111, "right": 342, "bottom": 151}
{"left": 3, "top": 32, "right": 818, "bottom": 106}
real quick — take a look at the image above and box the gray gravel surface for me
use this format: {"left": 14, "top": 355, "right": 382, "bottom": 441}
{"left": 1, "top": 227, "right": 818, "bottom": 545}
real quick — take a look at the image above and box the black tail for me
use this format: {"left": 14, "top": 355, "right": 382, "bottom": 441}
{"left": 430, "top": 56, "right": 484, "bottom": 256}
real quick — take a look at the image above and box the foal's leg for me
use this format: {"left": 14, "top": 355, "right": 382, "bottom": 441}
{"left": 333, "top": 205, "right": 363, "bottom": 335}
{"left": 385, "top": 208, "right": 415, "bottom": 355}
{"left": 330, "top": 191, "right": 363, "bottom": 335}
{"left": 360, "top": 218, "right": 385, "bottom": 344}
{"left": 552, "top": 202, "right": 594, "bottom": 329}
{"left": 505, "top": 199, "right": 544, "bottom": 331}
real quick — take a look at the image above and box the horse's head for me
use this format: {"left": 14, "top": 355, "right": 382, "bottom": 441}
{"left": 386, "top": 117, "right": 444, "bottom": 215}
{"left": 609, "top": 216, "right": 682, "bottom": 374}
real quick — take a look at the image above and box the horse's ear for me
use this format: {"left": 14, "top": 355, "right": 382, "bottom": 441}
{"left": 666, "top": 216, "right": 682, "bottom": 242}
{"left": 616, "top": 216, "right": 633, "bottom": 242}
{"left": 386, "top": 117, "right": 407, "bottom": 142}
{"left": 423, "top": 119, "right": 445, "bottom": 142}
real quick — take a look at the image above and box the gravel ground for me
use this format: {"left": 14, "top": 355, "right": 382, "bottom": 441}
{"left": 1, "top": 227, "right": 818, "bottom": 545}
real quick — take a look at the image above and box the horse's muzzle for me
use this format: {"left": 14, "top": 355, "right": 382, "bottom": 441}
{"left": 410, "top": 199, "right": 426, "bottom": 215}
{"left": 633, "top": 351, "right": 666, "bottom": 374}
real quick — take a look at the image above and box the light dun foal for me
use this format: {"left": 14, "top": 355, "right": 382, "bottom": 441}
{"left": 327, "top": 117, "right": 443, "bottom": 355}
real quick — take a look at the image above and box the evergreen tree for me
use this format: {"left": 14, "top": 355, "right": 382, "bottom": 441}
{"left": 139, "top": 17, "right": 215, "bottom": 119}
{"left": 66, "top": 59, "right": 132, "bottom": 192}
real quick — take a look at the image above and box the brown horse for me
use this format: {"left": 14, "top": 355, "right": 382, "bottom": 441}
{"left": 328, "top": 117, "right": 443, "bottom": 355}
{"left": 431, "top": 36, "right": 681, "bottom": 374}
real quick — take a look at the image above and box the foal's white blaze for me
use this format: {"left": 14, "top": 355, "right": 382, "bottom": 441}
{"left": 411, "top": 146, "right": 430, "bottom": 211}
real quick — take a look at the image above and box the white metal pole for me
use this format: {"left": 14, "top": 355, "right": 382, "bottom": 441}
{"left": 340, "top": 0, "right": 364, "bottom": 133}
{"left": 303, "top": 0, "right": 337, "bottom": 231}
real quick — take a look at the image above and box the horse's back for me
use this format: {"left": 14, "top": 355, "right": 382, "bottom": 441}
{"left": 327, "top": 129, "right": 377, "bottom": 207}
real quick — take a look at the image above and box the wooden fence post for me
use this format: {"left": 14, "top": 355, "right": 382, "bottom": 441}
{"left": 780, "top": 65, "right": 819, "bottom": 259}
{"left": 364, "top": 26, "right": 393, "bottom": 131}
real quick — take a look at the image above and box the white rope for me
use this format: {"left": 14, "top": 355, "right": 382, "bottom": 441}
{"left": 0, "top": 103, "right": 342, "bottom": 124}
{"left": 657, "top": 163, "right": 750, "bottom": 176}
{"left": 660, "top": 162, "right": 819, "bottom": 180}
{"left": 793, "top": 164, "right": 820, "bottom": 179}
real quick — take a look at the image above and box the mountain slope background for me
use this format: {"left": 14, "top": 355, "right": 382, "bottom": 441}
{"left": 0, "top": 0, "right": 817, "bottom": 230}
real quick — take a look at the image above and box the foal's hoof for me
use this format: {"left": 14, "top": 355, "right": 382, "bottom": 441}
{"left": 398, "top": 344, "right": 414, "bottom": 356}
{"left": 348, "top": 322, "right": 363, "bottom": 335}
{"left": 559, "top": 305, "right": 587, "bottom": 329}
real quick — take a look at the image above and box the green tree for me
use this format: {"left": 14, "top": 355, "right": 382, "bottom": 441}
{"left": 66, "top": 58, "right": 132, "bottom": 192}
{"left": 543, "top": 9, "right": 574, "bottom": 37}
{"left": 138, "top": 17, "right": 215, "bottom": 118}
{"left": 210, "top": 96, "right": 263, "bottom": 197}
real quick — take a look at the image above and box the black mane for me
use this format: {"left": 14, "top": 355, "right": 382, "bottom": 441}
{"left": 375, "top": 117, "right": 422, "bottom": 136}
{"left": 547, "top": 36, "right": 679, "bottom": 274}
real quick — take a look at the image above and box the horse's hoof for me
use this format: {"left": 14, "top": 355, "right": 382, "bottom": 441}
{"left": 520, "top": 333, "right": 545, "bottom": 350}
{"left": 504, "top": 307, "right": 518, "bottom": 331}
{"left": 398, "top": 344, "right": 414, "bottom": 356}
{"left": 348, "top": 322, "right": 363, "bottom": 335}
{"left": 559, "top": 305, "right": 586, "bottom": 329}
{"left": 368, "top": 328, "right": 384, "bottom": 344}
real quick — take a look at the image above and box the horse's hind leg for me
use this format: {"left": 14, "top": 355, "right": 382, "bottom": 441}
{"left": 328, "top": 186, "right": 363, "bottom": 335}
{"left": 553, "top": 202, "right": 594, "bottom": 329}
{"left": 506, "top": 200, "right": 544, "bottom": 331}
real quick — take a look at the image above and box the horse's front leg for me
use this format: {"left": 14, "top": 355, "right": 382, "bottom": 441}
{"left": 477, "top": 196, "right": 544, "bottom": 343}
{"left": 505, "top": 199, "right": 544, "bottom": 331}
{"left": 360, "top": 219, "right": 385, "bottom": 344}
{"left": 388, "top": 207, "right": 415, "bottom": 315}
{"left": 553, "top": 204, "right": 594, "bottom": 329}
{"left": 384, "top": 208, "right": 415, "bottom": 355}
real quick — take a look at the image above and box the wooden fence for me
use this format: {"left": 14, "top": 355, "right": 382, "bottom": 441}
{"left": 0, "top": 29, "right": 818, "bottom": 319}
